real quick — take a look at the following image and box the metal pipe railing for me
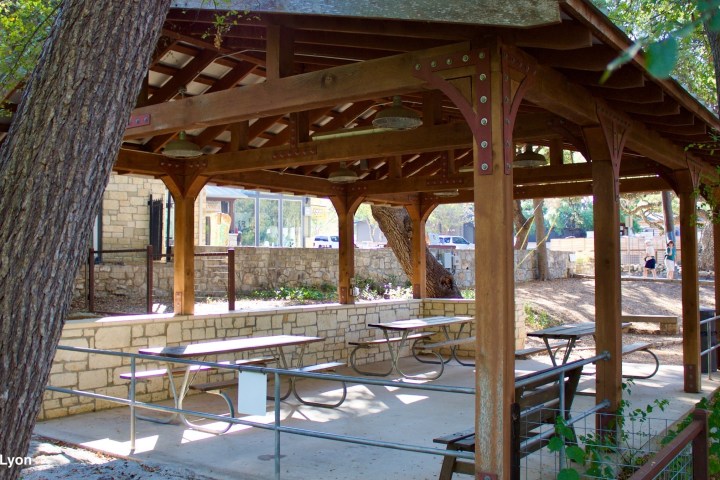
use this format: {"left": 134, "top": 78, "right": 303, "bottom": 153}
{"left": 49, "top": 344, "right": 608, "bottom": 479}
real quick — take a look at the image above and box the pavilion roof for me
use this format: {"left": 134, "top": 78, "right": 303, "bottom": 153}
{"left": 3, "top": 0, "right": 719, "bottom": 203}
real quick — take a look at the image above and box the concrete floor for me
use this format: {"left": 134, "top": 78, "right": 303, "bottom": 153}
{"left": 35, "top": 357, "right": 720, "bottom": 480}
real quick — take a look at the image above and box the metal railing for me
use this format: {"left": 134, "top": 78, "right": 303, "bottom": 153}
{"left": 700, "top": 313, "right": 720, "bottom": 380}
{"left": 47, "top": 346, "right": 610, "bottom": 479}
{"left": 628, "top": 409, "right": 709, "bottom": 480}
{"left": 86, "top": 247, "right": 236, "bottom": 314}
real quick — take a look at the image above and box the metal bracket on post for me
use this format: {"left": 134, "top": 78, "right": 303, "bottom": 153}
{"left": 413, "top": 49, "right": 493, "bottom": 175}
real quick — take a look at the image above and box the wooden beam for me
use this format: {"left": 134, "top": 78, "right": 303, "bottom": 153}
{"left": 124, "top": 43, "right": 468, "bottom": 139}
{"left": 214, "top": 170, "right": 340, "bottom": 197}
{"left": 589, "top": 85, "right": 664, "bottom": 104}
{"left": 514, "top": 175, "right": 672, "bottom": 198}
{"left": 203, "top": 123, "right": 472, "bottom": 175}
{"left": 148, "top": 49, "right": 218, "bottom": 105}
{"left": 607, "top": 98, "right": 680, "bottom": 116}
{"left": 525, "top": 64, "right": 714, "bottom": 175}
{"left": 510, "top": 21, "right": 592, "bottom": 50}
{"left": 530, "top": 45, "right": 618, "bottom": 71}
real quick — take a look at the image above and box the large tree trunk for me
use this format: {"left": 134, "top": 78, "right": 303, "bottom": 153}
{"left": 371, "top": 206, "right": 462, "bottom": 298}
{"left": 0, "top": 2, "right": 170, "bottom": 478}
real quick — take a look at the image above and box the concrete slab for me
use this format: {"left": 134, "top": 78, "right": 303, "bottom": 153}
{"left": 35, "top": 358, "right": 720, "bottom": 480}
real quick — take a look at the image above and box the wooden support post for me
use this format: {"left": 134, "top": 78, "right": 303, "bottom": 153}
{"left": 163, "top": 171, "right": 209, "bottom": 316}
{"left": 411, "top": 42, "right": 532, "bottom": 477}
{"left": 172, "top": 195, "right": 196, "bottom": 315}
{"left": 146, "top": 244, "right": 153, "bottom": 314}
{"left": 583, "top": 113, "right": 628, "bottom": 421}
{"left": 330, "top": 195, "right": 363, "bottom": 304}
{"left": 406, "top": 202, "right": 436, "bottom": 299}
{"left": 469, "top": 44, "right": 516, "bottom": 478}
{"left": 228, "top": 248, "right": 236, "bottom": 311}
{"left": 677, "top": 171, "right": 701, "bottom": 392}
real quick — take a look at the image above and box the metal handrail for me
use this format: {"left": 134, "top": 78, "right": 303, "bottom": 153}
{"left": 49, "top": 345, "right": 609, "bottom": 480}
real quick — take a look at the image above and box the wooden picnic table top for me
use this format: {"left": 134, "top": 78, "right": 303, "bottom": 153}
{"left": 368, "top": 316, "right": 474, "bottom": 332}
{"left": 527, "top": 323, "right": 631, "bottom": 340}
{"left": 138, "top": 335, "right": 323, "bottom": 358}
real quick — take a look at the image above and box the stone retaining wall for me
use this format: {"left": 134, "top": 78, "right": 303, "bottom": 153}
{"left": 42, "top": 299, "right": 524, "bottom": 420}
{"left": 74, "top": 247, "right": 571, "bottom": 301}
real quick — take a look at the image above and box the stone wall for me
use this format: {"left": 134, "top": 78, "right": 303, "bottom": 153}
{"left": 43, "top": 299, "right": 525, "bottom": 420}
{"left": 101, "top": 174, "right": 168, "bottom": 260}
{"left": 74, "top": 247, "right": 571, "bottom": 301}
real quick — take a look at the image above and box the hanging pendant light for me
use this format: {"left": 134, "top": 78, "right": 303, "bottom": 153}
{"left": 513, "top": 145, "right": 547, "bottom": 168}
{"left": 327, "top": 162, "right": 359, "bottom": 184}
{"left": 161, "top": 86, "right": 203, "bottom": 159}
{"left": 162, "top": 130, "right": 203, "bottom": 158}
{"left": 372, "top": 96, "right": 423, "bottom": 130}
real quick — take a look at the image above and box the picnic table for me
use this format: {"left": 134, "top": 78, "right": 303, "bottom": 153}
{"left": 526, "top": 323, "right": 631, "bottom": 366}
{"left": 134, "top": 335, "right": 337, "bottom": 432}
{"left": 350, "top": 316, "right": 474, "bottom": 380}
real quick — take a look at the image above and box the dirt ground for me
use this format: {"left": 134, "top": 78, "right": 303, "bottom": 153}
{"left": 515, "top": 277, "right": 716, "bottom": 367}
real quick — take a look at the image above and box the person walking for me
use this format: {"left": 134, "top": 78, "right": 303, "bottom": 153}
{"left": 664, "top": 240, "right": 676, "bottom": 280}
{"left": 643, "top": 240, "right": 657, "bottom": 278}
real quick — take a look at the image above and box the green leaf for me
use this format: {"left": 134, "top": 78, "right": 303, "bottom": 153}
{"left": 557, "top": 468, "right": 581, "bottom": 480}
{"left": 565, "top": 445, "right": 586, "bottom": 464}
{"left": 645, "top": 37, "right": 679, "bottom": 78}
{"left": 547, "top": 436, "right": 564, "bottom": 452}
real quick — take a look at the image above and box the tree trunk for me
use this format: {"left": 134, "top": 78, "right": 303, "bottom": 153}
{"left": 371, "top": 206, "right": 462, "bottom": 298}
{"left": 533, "top": 199, "right": 549, "bottom": 280}
{"left": 0, "top": 2, "right": 170, "bottom": 478}
{"left": 513, "top": 200, "right": 531, "bottom": 249}
{"left": 661, "top": 190, "right": 675, "bottom": 241}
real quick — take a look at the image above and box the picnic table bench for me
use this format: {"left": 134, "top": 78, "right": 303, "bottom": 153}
{"left": 349, "top": 316, "right": 474, "bottom": 380}
{"left": 433, "top": 362, "right": 584, "bottom": 480}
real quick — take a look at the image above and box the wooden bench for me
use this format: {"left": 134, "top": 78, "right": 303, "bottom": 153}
{"left": 514, "top": 342, "right": 565, "bottom": 359}
{"left": 621, "top": 342, "right": 660, "bottom": 379}
{"left": 622, "top": 314, "right": 679, "bottom": 334}
{"left": 348, "top": 332, "right": 435, "bottom": 375}
{"left": 433, "top": 363, "right": 584, "bottom": 480}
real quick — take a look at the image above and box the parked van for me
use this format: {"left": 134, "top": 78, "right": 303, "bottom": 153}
{"left": 313, "top": 235, "right": 339, "bottom": 248}
{"left": 437, "top": 235, "right": 474, "bottom": 249}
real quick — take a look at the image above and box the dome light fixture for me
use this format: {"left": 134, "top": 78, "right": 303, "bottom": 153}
{"left": 372, "top": 96, "right": 423, "bottom": 130}
{"left": 513, "top": 145, "right": 547, "bottom": 168}
{"left": 327, "top": 162, "right": 359, "bottom": 184}
{"left": 161, "top": 86, "right": 204, "bottom": 159}
{"left": 162, "top": 130, "right": 204, "bottom": 158}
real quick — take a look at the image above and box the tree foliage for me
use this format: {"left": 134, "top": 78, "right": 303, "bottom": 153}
{"left": 0, "top": 1, "right": 61, "bottom": 101}
{"left": 594, "top": 0, "right": 718, "bottom": 108}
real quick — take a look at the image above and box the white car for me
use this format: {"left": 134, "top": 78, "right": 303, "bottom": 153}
{"left": 437, "top": 235, "right": 474, "bottom": 249}
{"left": 313, "top": 235, "right": 339, "bottom": 248}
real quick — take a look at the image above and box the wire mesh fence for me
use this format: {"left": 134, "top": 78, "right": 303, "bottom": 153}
{"left": 519, "top": 407, "right": 693, "bottom": 480}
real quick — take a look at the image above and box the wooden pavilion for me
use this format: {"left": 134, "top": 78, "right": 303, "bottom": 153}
{"left": 7, "top": 0, "right": 719, "bottom": 476}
